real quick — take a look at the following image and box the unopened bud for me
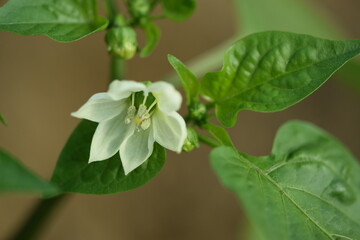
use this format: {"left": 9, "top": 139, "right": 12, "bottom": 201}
{"left": 106, "top": 27, "right": 137, "bottom": 60}
{"left": 189, "top": 102, "right": 207, "bottom": 123}
{"left": 182, "top": 128, "right": 199, "bottom": 152}
{"left": 127, "top": 0, "right": 150, "bottom": 18}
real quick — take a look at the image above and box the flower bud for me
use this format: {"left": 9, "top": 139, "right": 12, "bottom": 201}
{"left": 106, "top": 27, "right": 138, "bottom": 60}
{"left": 189, "top": 102, "right": 207, "bottom": 124}
{"left": 127, "top": 0, "right": 150, "bottom": 18}
{"left": 182, "top": 128, "right": 199, "bottom": 152}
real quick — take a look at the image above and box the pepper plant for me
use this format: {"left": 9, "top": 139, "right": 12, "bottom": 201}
{"left": 0, "top": 0, "right": 360, "bottom": 239}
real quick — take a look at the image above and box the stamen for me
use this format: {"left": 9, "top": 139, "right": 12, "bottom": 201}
{"left": 147, "top": 100, "right": 157, "bottom": 113}
{"left": 125, "top": 105, "right": 136, "bottom": 124}
{"left": 126, "top": 92, "right": 155, "bottom": 131}
{"left": 142, "top": 92, "right": 148, "bottom": 105}
{"left": 131, "top": 92, "right": 135, "bottom": 106}
{"left": 140, "top": 118, "right": 151, "bottom": 130}
{"left": 137, "top": 104, "right": 147, "bottom": 117}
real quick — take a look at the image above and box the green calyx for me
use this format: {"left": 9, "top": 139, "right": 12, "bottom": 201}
{"left": 182, "top": 128, "right": 199, "bottom": 152}
{"left": 106, "top": 26, "right": 138, "bottom": 60}
{"left": 188, "top": 102, "right": 207, "bottom": 125}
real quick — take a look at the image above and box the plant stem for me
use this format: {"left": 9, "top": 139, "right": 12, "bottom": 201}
{"left": 10, "top": 195, "right": 67, "bottom": 240}
{"left": 198, "top": 133, "right": 220, "bottom": 148}
{"left": 105, "top": 0, "right": 118, "bottom": 27}
{"left": 110, "top": 55, "right": 125, "bottom": 81}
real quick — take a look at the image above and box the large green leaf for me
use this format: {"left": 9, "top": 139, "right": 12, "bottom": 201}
{"left": 0, "top": 149, "right": 59, "bottom": 196}
{"left": 0, "top": 0, "right": 108, "bottom": 42}
{"left": 211, "top": 121, "right": 360, "bottom": 240}
{"left": 161, "top": 0, "right": 195, "bottom": 21}
{"left": 201, "top": 32, "right": 360, "bottom": 127}
{"left": 51, "top": 120, "right": 166, "bottom": 194}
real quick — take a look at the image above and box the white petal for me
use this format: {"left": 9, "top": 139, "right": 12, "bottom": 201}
{"left": 108, "top": 80, "right": 147, "bottom": 100}
{"left": 119, "top": 128, "right": 155, "bottom": 175}
{"left": 71, "top": 93, "right": 125, "bottom": 122}
{"left": 152, "top": 110, "right": 187, "bottom": 153}
{"left": 89, "top": 111, "right": 135, "bottom": 162}
{"left": 148, "top": 81, "right": 182, "bottom": 113}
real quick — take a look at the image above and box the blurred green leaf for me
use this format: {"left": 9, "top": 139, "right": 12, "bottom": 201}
{"left": 0, "top": 149, "right": 59, "bottom": 196}
{"left": 168, "top": 54, "right": 200, "bottom": 106}
{"left": 0, "top": 0, "right": 108, "bottom": 42}
{"left": 162, "top": 0, "right": 195, "bottom": 21}
{"left": 211, "top": 121, "right": 360, "bottom": 240}
{"left": 51, "top": 120, "right": 166, "bottom": 194}
{"left": 234, "top": 0, "right": 344, "bottom": 39}
{"left": 140, "top": 19, "right": 160, "bottom": 57}
{"left": 201, "top": 31, "right": 360, "bottom": 127}
{"left": 0, "top": 113, "right": 7, "bottom": 126}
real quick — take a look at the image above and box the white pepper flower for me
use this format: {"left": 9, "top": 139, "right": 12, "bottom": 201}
{"left": 71, "top": 80, "right": 187, "bottom": 175}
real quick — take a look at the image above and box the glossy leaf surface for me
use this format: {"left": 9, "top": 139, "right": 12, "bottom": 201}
{"left": 202, "top": 32, "right": 360, "bottom": 127}
{"left": 51, "top": 120, "right": 166, "bottom": 194}
{"left": 211, "top": 121, "right": 360, "bottom": 240}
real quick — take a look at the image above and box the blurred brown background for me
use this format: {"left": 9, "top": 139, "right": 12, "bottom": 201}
{"left": 0, "top": 0, "right": 359, "bottom": 239}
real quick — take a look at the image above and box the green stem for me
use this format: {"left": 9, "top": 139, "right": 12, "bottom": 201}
{"left": 105, "top": 0, "right": 118, "bottom": 27}
{"left": 10, "top": 195, "right": 67, "bottom": 240}
{"left": 110, "top": 55, "right": 125, "bottom": 81}
{"left": 198, "top": 133, "right": 220, "bottom": 148}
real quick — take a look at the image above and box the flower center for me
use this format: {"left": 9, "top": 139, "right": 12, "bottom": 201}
{"left": 125, "top": 92, "right": 157, "bottom": 131}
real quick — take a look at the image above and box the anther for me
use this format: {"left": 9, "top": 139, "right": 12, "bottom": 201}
{"left": 125, "top": 105, "right": 136, "bottom": 124}
{"left": 140, "top": 118, "right": 151, "bottom": 130}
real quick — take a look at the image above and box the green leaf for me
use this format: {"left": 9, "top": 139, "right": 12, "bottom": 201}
{"left": 51, "top": 120, "right": 166, "bottom": 194}
{"left": 201, "top": 31, "right": 360, "bottom": 127}
{"left": 0, "top": 0, "right": 108, "bottom": 42}
{"left": 211, "top": 121, "right": 360, "bottom": 240}
{"left": 140, "top": 19, "right": 160, "bottom": 57}
{"left": 0, "top": 149, "right": 59, "bottom": 196}
{"left": 162, "top": 0, "right": 195, "bottom": 21}
{"left": 0, "top": 113, "right": 7, "bottom": 126}
{"left": 204, "top": 123, "right": 233, "bottom": 147}
{"left": 167, "top": 54, "right": 200, "bottom": 106}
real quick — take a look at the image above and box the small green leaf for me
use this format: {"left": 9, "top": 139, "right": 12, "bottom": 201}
{"left": 51, "top": 120, "right": 166, "bottom": 194}
{"left": 202, "top": 31, "right": 360, "bottom": 127}
{"left": 168, "top": 54, "right": 200, "bottom": 106}
{"left": 0, "top": 0, "right": 108, "bottom": 42}
{"left": 204, "top": 123, "right": 233, "bottom": 147}
{"left": 162, "top": 0, "right": 195, "bottom": 21}
{"left": 140, "top": 19, "right": 160, "bottom": 57}
{"left": 0, "top": 149, "right": 59, "bottom": 196}
{"left": 211, "top": 121, "right": 360, "bottom": 240}
{"left": 0, "top": 113, "right": 7, "bottom": 126}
